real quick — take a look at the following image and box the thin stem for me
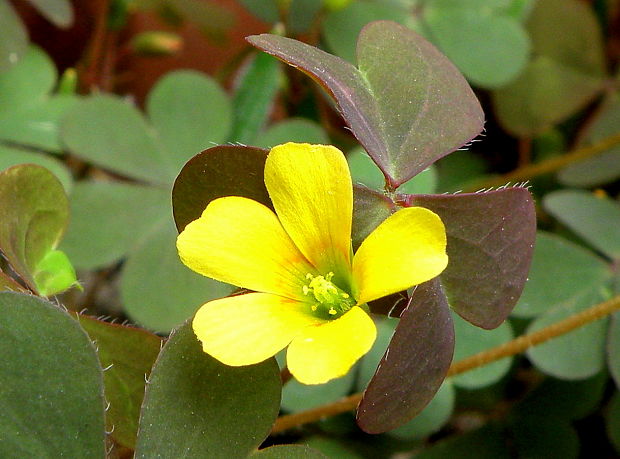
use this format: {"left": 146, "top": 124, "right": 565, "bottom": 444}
{"left": 464, "top": 131, "right": 620, "bottom": 192}
{"left": 271, "top": 294, "right": 620, "bottom": 435}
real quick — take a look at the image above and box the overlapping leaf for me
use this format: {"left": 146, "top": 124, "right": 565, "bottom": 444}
{"left": 0, "top": 293, "right": 105, "bottom": 457}
{"left": 60, "top": 70, "right": 233, "bottom": 331}
{"left": 248, "top": 20, "right": 484, "bottom": 187}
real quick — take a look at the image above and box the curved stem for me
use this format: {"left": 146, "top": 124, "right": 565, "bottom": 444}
{"left": 271, "top": 294, "right": 620, "bottom": 434}
{"left": 465, "top": 131, "right": 620, "bottom": 192}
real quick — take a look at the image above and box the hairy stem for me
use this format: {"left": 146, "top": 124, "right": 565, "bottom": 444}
{"left": 271, "top": 294, "right": 620, "bottom": 434}
{"left": 465, "top": 131, "right": 620, "bottom": 191}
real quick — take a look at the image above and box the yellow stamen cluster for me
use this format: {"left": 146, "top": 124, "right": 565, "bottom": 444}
{"left": 302, "top": 272, "right": 355, "bottom": 318}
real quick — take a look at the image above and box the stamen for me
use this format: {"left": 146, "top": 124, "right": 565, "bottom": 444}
{"left": 302, "top": 272, "right": 355, "bottom": 318}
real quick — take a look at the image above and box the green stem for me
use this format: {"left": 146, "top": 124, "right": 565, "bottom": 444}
{"left": 271, "top": 294, "right": 620, "bottom": 434}
{"left": 465, "top": 131, "right": 620, "bottom": 192}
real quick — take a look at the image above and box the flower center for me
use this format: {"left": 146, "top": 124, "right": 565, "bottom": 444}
{"left": 302, "top": 272, "right": 355, "bottom": 318}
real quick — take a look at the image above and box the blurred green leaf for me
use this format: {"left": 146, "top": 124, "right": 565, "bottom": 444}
{"left": 238, "top": 0, "right": 279, "bottom": 23}
{"left": 388, "top": 380, "right": 455, "bottom": 440}
{"left": 544, "top": 190, "right": 620, "bottom": 260}
{"left": 322, "top": 1, "right": 409, "bottom": 63}
{"left": 558, "top": 96, "right": 620, "bottom": 187}
{"left": 147, "top": 70, "right": 232, "bottom": 168}
{"left": 61, "top": 182, "right": 169, "bottom": 270}
{"left": 288, "top": 0, "right": 323, "bottom": 34}
{"left": 0, "top": 164, "right": 69, "bottom": 292}
{"left": 26, "top": 0, "right": 74, "bottom": 28}
{"left": 253, "top": 445, "right": 326, "bottom": 458}
{"left": 254, "top": 118, "right": 328, "bottom": 149}
{"left": 0, "top": 145, "right": 72, "bottom": 192}
{"left": 230, "top": 53, "right": 281, "bottom": 144}
{"left": 513, "top": 232, "right": 611, "bottom": 318}
{"left": 0, "top": 292, "right": 105, "bottom": 457}
{"left": 510, "top": 415, "right": 579, "bottom": 459}
{"left": 351, "top": 185, "right": 395, "bottom": 250}
{"left": 0, "top": 46, "right": 74, "bottom": 152}
{"left": 607, "top": 392, "right": 620, "bottom": 454}
{"left": 282, "top": 370, "right": 355, "bottom": 413}
{"left": 135, "top": 322, "right": 281, "bottom": 458}
{"left": 415, "top": 423, "right": 510, "bottom": 459}
{"left": 451, "top": 313, "right": 513, "bottom": 389}
{"left": 435, "top": 150, "right": 488, "bottom": 192}
{"left": 609, "top": 314, "right": 620, "bottom": 388}
{"left": 0, "top": 2, "right": 27, "bottom": 72}
{"left": 423, "top": 5, "right": 530, "bottom": 88}
{"left": 356, "top": 317, "right": 398, "bottom": 390}
{"left": 492, "top": 0, "right": 606, "bottom": 136}
{"left": 121, "top": 220, "right": 232, "bottom": 331}
{"left": 347, "top": 146, "right": 437, "bottom": 194}
{"left": 249, "top": 20, "right": 484, "bottom": 187}
{"left": 526, "top": 289, "right": 608, "bottom": 380}
{"left": 304, "top": 437, "right": 362, "bottom": 459}
{"left": 77, "top": 316, "right": 162, "bottom": 449}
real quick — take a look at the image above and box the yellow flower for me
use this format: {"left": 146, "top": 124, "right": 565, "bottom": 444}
{"left": 177, "top": 143, "right": 448, "bottom": 384}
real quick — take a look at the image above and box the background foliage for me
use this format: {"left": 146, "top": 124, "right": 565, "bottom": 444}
{"left": 1, "top": 0, "right": 620, "bottom": 457}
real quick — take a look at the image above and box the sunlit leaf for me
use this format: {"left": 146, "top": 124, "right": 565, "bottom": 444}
{"left": 0, "top": 165, "right": 69, "bottom": 292}
{"left": 357, "top": 279, "right": 454, "bottom": 433}
{"left": 544, "top": 190, "right": 620, "bottom": 260}
{"left": 0, "top": 292, "right": 105, "bottom": 457}
{"left": 248, "top": 20, "right": 484, "bottom": 187}
{"left": 135, "top": 322, "right": 281, "bottom": 458}
{"left": 409, "top": 187, "right": 536, "bottom": 329}
{"left": 77, "top": 316, "right": 162, "bottom": 449}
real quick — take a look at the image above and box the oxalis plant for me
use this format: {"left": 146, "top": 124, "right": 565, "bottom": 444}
{"left": 2, "top": 17, "right": 620, "bottom": 458}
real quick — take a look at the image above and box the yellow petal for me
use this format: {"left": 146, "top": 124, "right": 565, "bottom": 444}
{"left": 287, "top": 306, "right": 376, "bottom": 384}
{"left": 193, "top": 292, "right": 322, "bottom": 366}
{"left": 177, "top": 196, "right": 314, "bottom": 300}
{"left": 352, "top": 207, "right": 448, "bottom": 304}
{"left": 264, "top": 143, "right": 353, "bottom": 285}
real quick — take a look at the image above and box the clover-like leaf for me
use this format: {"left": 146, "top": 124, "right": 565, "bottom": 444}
{"left": 408, "top": 187, "right": 536, "bottom": 329}
{"left": 0, "top": 292, "right": 105, "bottom": 457}
{"left": 135, "top": 322, "right": 281, "bottom": 458}
{"left": 77, "top": 316, "right": 162, "bottom": 449}
{"left": 357, "top": 278, "right": 455, "bottom": 433}
{"left": 0, "top": 164, "right": 75, "bottom": 294}
{"left": 248, "top": 20, "right": 484, "bottom": 187}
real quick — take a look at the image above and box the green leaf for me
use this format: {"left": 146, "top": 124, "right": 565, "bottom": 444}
{"left": 388, "top": 380, "right": 455, "bottom": 439}
{"left": 120, "top": 220, "right": 232, "bottom": 332}
{"left": 248, "top": 20, "right": 484, "bottom": 187}
{"left": 253, "top": 445, "right": 326, "bottom": 458}
{"left": 254, "top": 118, "right": 329, "bottom": 149}
{"left": 513, "top": 232, "right": 611, "bottom": 318}
{"left": 409, "top": 188, "right": 536, "bottom": 329}
{"left": 147, "top": 70, "right": 232, "bottom": 170}
{"left": 0, "top": 292, "right": 105, "bottom": 457}
{"left": 61, "top": 181, "right": 170, "bottom": 269}
{"left": 607, "top": 392, "right": 620, "bottom": 454}
{"left": 0, "top": 164, "right": 69, "bottom": 292}
{"left": 322, "top": 1, "right": 409, "bottom": 63}
{"left": 451, "top": 313, "right": 513, "bottom": 389}
{"left": 609, "top": 314, "right": 620, "bottom": 388}
{"left": 0, "top": 145, "right": 72, "bottom": 192}
{"left": 510, "top": 415, "right": 579, "bottom": 459}
{"left": 25, "top": 0, "right": 74, "bottom": 28}
{"left": 492, "top": 0, "right": 606, "bottom": 136}
{"left": 415, "top": 423, "right": 510, "bottom": 459}
{"left": 558, "top": 96, "right": 620, "bottom": 187}
{"left": 347, "top": 146, "right": 437, "bottom": 194}
{"left": 230, "top": 52, "right": 281, "bottom": 144}
{"left": 61, "top": 95, "right": 169, "bottom": 184}
{"left": 32, "top": 249, "right": 79, "bottom": 296}
{"left": 423, "top": 6, "right": 530, "bottom": 88}
{"left": 526, "top": 289, "right": 608, "bottom": 380}
{"left": 77, "top": 316, "right": 162, "bottom": 449}
{"left": 0, "top": 2, "right": 27, "bottom": 72}
{"left": 135, "top": 322, "right": 281, "bottom": 458}
{"left": 435, "top": 150, "right": 488, "bottom": 192}
{"left": 544, "top": 190, "right": 620, "bottom": 260}
{"left": 304, "top": 437, "right": 362, "bottom": 459}
{"left": 282, "top": 371, "right": 355, "bottom": 413}
{"left": 356, "top": 317, "right": 398, "bottom": 390}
